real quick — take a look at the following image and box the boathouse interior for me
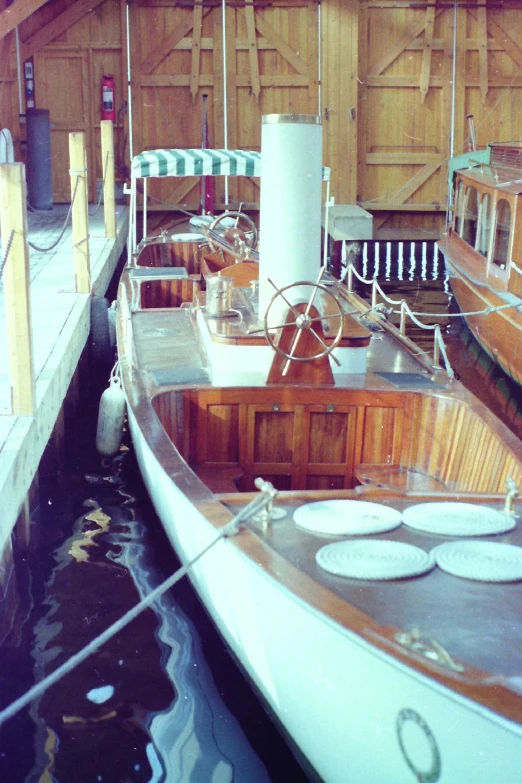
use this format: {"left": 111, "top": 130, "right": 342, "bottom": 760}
{"left": 3, "top": 0, "right": 522, "bottom": 242}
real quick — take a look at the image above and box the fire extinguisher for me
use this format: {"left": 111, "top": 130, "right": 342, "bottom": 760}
{"left": 101, "top": 74, "right": 115, "bottom": 121}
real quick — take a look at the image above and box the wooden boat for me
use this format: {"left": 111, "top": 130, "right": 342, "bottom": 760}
{"left": 118, "top": 120, "right": 522, "bottom": 782}
{"left": 438, "top": 142, "right": 522, "bottom": 386}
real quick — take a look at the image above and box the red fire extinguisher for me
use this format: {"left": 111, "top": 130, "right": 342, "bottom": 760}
{"left": 101, "top": 74, "right": 115, "bottom": 121}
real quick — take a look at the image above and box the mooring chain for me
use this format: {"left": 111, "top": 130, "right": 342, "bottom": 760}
{"left": 0, "top": 228, "right": 15, "bottom": 280}
{"left": 27, "top": 174, "right": 81, "bottom": 253}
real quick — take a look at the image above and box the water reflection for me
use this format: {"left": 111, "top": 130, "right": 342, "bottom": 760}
{"left": 0, "top": 438, "right": 290, "bottom": 782}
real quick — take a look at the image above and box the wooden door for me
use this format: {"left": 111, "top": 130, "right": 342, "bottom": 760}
{"left": 34, "top": 49, "right": 95, "bottom": 202}
{"left": 130, "top": 0, "right": 319, "bottom": 210}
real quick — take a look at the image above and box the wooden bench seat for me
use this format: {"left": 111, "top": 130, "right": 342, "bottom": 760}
{"left": 355, "top": 465, "right": 448, "bottom": 492}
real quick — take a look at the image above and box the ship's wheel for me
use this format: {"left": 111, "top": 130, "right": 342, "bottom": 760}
{"left": 209, "top": 211, "right": 258, "bottom": 250}
{"left": 264, "top": 277, "right": 344, "bottom": 379}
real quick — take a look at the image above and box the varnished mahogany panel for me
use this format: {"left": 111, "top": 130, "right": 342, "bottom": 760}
{"left": 140, "top": 276, "right": 200, "bottom": 308}
{"left": 137, "top": 240, "right": 201, "bottom": 274}
{"left": 154, "top": 386, "right": 522, "bottom": 496}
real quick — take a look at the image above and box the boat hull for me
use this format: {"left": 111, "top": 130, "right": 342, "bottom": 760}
{"left": 439, "top": 233, "right": 522, "bottom": 387}
{"left": 127, "top": 404, "right": 522, "bottom": 783}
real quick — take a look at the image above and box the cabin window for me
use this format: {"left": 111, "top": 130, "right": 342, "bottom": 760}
{"left": 461, "top": 186, "right": 478, "bottom": 247}
{"left": 476, "top": 193, "right": 491, "bottom": 257}
{"left": 454, "top": 181, "right": 464, "bottom": 234}
{"left": 492, "top": 198, "right": 511, "bottom": 270}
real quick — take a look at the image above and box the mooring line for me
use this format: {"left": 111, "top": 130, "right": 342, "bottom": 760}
{"left": 0, "top": 480, "right": 277, "bottom": 726}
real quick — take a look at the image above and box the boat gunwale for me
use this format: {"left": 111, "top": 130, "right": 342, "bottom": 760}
{"left": 116, "top": 273, "right": 522, "bottom": 726}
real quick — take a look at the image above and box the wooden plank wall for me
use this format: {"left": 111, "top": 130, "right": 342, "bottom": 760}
{"left": 2, "top": 1, "right": 522, "bottom": 233}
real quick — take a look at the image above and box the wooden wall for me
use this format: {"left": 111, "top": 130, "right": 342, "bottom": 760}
{"left": 2, "top": 0, "right": 522, "bottom": 234}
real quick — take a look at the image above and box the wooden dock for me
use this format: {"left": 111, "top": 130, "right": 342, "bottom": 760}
{"left": 0, "top": 196, "right": 128, "bottom": 591}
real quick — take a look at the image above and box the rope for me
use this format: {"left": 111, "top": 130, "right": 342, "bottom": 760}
{"left": 341, "top": 263, "right": 454, "bottom": 375}
{"left": 0, "top": 480, "right": 277, "bottom": 727}
{"left": 28, "top": 176, "right": 81, "bottom": 253}
{"left": 0, "top": 228, "right": 15, "bottom": 279}
{"left": 343, "top": 262, "right": 522, "bottom": 319}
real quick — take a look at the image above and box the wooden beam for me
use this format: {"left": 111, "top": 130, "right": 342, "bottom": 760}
{"left": 241, "top": 7, "right": 308, "bottom": 76}
{"left": 0, "top": 163, "right": 35, "bottom": 415}
{"left": 69, "top": 132, "right": 91, "bottom": 294}
{"left": 0, "top": 0, "right": 49, "bottom": 40}
{"left": 141, "top": 73, "right": 309, "bottom": 87}
{"left": 141, "top": 7, "right": 211, "bottom": 74}
{"left": 212, "top": 6, "right": 224, "bottom": 148}
{"left": 477, "top": 5, "right": 488, "bottom": 104}
{"left": 21, "top": 0, "right": 107, "bottom": 62}
{"left": 468, "top": 9, "right": 522, "bottom": 69}
{"left": 244, "top": 0, "right": 260, "bottom": 102}
{"left": 420, "top": 0, "right": 435, "bottom": 104}
{"left": 101, "top": 120, "right": 116, "bottom": 239}
{"left": 379, "top": 161, "right": 442, "bottom": 206}
{"left": 370, "top": 8, "right": 443, "bottom": 76}
{"left": 190, "top": 3, "right": 203, "bottom": 102}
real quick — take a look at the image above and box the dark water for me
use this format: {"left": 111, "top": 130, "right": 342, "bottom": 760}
{"left": 0, "top": 394, "right": 311, "bottom": 782}
{"left": 1, "top": 266, "right": 521, "bottom": 783}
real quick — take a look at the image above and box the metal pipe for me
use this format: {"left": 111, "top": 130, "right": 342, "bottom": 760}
{"left": 222, "top": 0, "right": 229, "bottom": 203}
{"left": 449, "top": 0, "right": 457, "bottom": 159}
{"left": 317, "top": 0, "right": 323, "bottom": 116}
{"left": 15, "top": 27, "right": 23, "bottom": 117}
{"left": 126, "top": 0, "right": 134, "bottom": 160}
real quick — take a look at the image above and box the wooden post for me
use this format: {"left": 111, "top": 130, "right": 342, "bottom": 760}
{"left": 0, "top": 163, "right": 35, "bottom": 415}
{"left": 69, "top": 132, "right": 91, "bottom": 293}
{"left": 101, "top": 120, "right": 116, "bottom": 239}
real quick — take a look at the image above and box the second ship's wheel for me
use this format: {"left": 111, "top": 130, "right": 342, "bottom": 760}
{"left": 209, "top": 211, "right": 258, "bottom": 249}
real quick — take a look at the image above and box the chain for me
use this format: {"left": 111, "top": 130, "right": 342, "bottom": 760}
{"left": 0, "top": 229, "right": 15, "bottom": 280}
{"left": 28, "top": 176, "right": 81, "bottom": 253}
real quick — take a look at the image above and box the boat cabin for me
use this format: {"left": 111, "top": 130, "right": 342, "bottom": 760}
{"left": 450, "top": 142, "right": 522, "bottom": 297}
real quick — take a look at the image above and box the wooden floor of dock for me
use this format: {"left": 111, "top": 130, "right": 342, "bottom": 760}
{"left": 0, "top": 204, "right": 129, "bottom": 558}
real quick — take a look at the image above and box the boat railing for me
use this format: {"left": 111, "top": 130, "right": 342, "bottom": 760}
{"left": 342, "top": 262, "right": 454, "bottom": 378}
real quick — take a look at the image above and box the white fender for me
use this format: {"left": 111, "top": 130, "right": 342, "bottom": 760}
{"left": 96, "top": 376, "right": 126, "bottom": 456}
{"left": 0, "top": 129, "right": 15, "bottom": 163}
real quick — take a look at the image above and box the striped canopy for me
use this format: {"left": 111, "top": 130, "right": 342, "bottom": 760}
{"left": 131, "top": 148, "right": 331, "bottom": 181}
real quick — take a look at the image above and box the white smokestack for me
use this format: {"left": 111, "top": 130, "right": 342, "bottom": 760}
{"left": 259, "top": 114, "right": 323, "bottom": 319}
